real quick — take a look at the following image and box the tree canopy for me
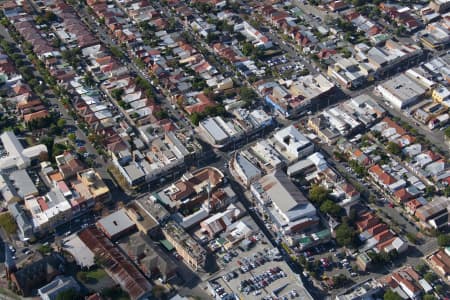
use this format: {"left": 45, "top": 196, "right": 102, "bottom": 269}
{"left": 386, "top": 141, "right": 402, "bottom": 155}
{"left": 335, "top": 221, "right": 358, "bottom": 248}
{"left": 384, "top": 290, "right": 402, "bottom": 300}
{"left": 438, "top": 234, "right": 450, "bottom": 247}
{"left": 308, "top": 184, "right": 330, "bottom": 206}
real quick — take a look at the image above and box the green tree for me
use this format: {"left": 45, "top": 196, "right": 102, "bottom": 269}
{"left": 239, "top": 86, "right": 257, "bottom": 104}
{"left": 386, "top": 142, "right": 401, "bottom": 155}
{"left": 435, "top": 284, "right": 445, "bottom": 295}
{"left": 57, "top": 119, "right": 66, "bottom": 129}
{"left": 308, "top": 184, "right": 330, "bottom": 206}
{"left": 189, "top": 112, "right": 201, "bottom": 126}
{"left": 424, "top": 272, "right": 438, "bottom": 284}
{"left": 68, "top": 133, "right": 76, "bottom": 142}
{"left": 384, "top": 289, "right": 402, "bottom": 300}
{"left": 438, "top": 234, "right": 450, "bottom": 247}
{"left": 109, "top": 46, "right": 124, "bottom": 59}
{"left": 320, "top": 200, "right": 343, "bottom": 217}
{"left": 415, "top": 263, "right": 428, "bottom": 275}
{"left": 242, "top": 42, "right": 254, "bottom": 56}
{"left": 335, "top": 222, "right": 358, "bottom": 248}
{"left": 111, "top": 88, "right": 124, "bottom": 100}
{"left": 154, "top": 110, "right": 169, "bottom": 120}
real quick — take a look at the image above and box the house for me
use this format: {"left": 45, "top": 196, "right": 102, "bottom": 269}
{"left": 328, "top": 0, "right": 348, "bottom": 12}
{"left": 368, "top": 164, "right": 398, "bottom": 188}
{"left": 387, "top": 267, "right": 422, "bottom": 299}
{"left": 393, "top": 188, "right": 413, "bottom": 204}
{"left": 405, "top": 199, "right": 424, "bottom": 215}
{"left": 183, "top": 93, "right": 215, "bottom": 115}
{"left": 356, "top": 212, "right": 380, "bottom": 232}
{"left": 428, "top": 250, "right": 450, "bottom": 281}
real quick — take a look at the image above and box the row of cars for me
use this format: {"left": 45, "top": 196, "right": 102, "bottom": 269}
{"left": 8, "top": 244, "right": 32, "bottom": 260}
{"left": 209, "top": 280, "right": 235, "bottom": 300}
{"left": 239, "top": 266, "right": 287, "bottom": 295}
{"left": 266, "top": 55, "right": 289, "bottom": 67}
{"left": 237, "top": 251, "right": 273, "bottom": 273}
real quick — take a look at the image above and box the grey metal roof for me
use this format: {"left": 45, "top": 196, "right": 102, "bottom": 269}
{"left": 9, "top": 170, "right": 37, "bottom": 199}
{"left": 97, "top": 208, "right": 135, "bottom": 237}
{"left": 236, "top": 153, "right": 261, "bottom": 180}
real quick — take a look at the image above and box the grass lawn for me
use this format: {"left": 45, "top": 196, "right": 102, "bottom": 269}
{"left": 77, "top": 268, "right": 107, "bottom": 284}
{"left": 0, "top": 213, "right": 17, "bottom": 235}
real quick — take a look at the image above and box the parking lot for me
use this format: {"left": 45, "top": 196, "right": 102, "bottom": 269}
{"left": 208, "top": 232, "right": 309, "bottom": 300}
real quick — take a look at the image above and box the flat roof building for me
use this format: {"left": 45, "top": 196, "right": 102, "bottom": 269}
{"left": 251, "top": 169, "right": 317, "bottom": 235}
{"left": 0, "top": 131, "right": 47, "bottom": 171}
{"left": 272, "top": 125, "right": 314, "bottom": 163}
{"left": 377, "top": 74, "right": 427, "bottom": 109}
{"left": 162, "top": 221, "right": 207, "bottom": 271}
{"left": 96, "top": 209, "right": 136, "bottom": 240}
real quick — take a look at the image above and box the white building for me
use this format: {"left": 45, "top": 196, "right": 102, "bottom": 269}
{"left": 376, "top": 73, "right": 427, "bottom": 109}
{"left": 231, "top": 152, "right": 262, "bottom": 187}
{"left": 251, "top": 169, "right": 317, "bottom": 235}
{"left": 0, "top": 131, "right": 47, "bottom": 171}
{"left": 272, "top": 125, "right": 314, "bottom": 163}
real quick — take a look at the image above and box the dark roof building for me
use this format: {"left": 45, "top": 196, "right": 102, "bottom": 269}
{"left": 10, "top": 253, "right": 65, "bottom": 297}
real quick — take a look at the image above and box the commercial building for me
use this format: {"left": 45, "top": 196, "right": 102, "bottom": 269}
{"left": 198, "top": 109, "right": 273, "bottom": 148}
{"left": 112, "top": 131, "right": 198, "bottom": 187}
{"left": 419, "top": 21, "right": 450, "bottom": 50}
{"left": 78, "top": 227, "right": 153, "bottom": 300}
{"left": 121, "top": 232, "right": 178, "bottom": 282}
{"left": 272, "top": 125, "right": 314, "bottom": 163}
{"left": 96, "top": 208, "right": 137, "bottom": 240}
{"left": 0, "top": 131, "right": 47, "bottom": 172}
{"left": 162, "top": 221, "right": 207, "bottom": 271}
{"left": 376, "top": 73, "right": 427, "bottom": 109}
{"left": 430, "top": 0, "right": 450, "bottom": 12}
{"left": 336, "top": 278, "right": 383, "bottom": 300}
{"left": 76, "top": 169, "right": 110, "bottom": 202}
{"left": 327, "top": 56, "right": 369, "bottom": 89}
{"left": 251, "top": 169, "right": 318, "bottom": 235}
{"left": 257, "top": 75, "right": 334, "bottom": 118}
{"left": 125, "top": 201, "right": 159, "bottom": 237}
{"left": 8, "top": 203, "right": 33, "bottom": 241}
{"left": 415, "top": 196, "right": 449, "bottom": 230}
{"left": 230, "top": 152, "right": 262, "bottom": 187}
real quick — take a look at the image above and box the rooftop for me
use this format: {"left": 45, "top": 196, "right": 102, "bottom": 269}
{"left": 97, "top": 209, "right": 136, "bottom": 239}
